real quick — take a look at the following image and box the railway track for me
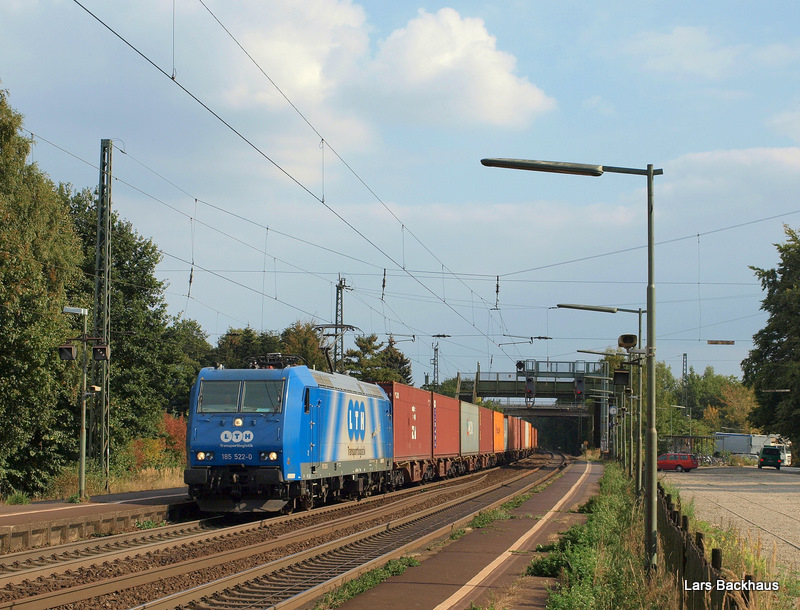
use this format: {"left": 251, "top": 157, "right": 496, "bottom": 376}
{"left": 0, "top": 453, "right": 562, "bottom": 609}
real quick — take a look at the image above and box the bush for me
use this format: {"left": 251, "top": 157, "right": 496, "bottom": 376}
{"left": 527, "top": 463, "right": 678, "bottom": 609}
{"left": 5, "top": 490, "right": 30, "bottom": 505}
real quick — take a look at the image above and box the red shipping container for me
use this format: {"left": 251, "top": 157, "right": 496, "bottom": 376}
{"left": 432, "top": 393, "right": 460, "bottom": 457}
{"left": 479, "top": 407, "right": 494, "bottom": 454}
{"left": 493, "top": 411, "right": 505, "bottom": 453}
{"left": 379, "top": 382, "right": 432, "bottom": 461}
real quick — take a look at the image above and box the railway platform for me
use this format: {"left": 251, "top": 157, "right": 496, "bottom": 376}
{"left": 330, "top": 460, "right": 601, "bottom": 610}
{"left": 0, "top": 487, "right": 194, "bottom": 552}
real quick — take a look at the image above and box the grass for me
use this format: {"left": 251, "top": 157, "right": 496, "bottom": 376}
{"left": 5, "top": 490, "right": 30, "bottom": 505}
{"left": 525, "top": 463, "right": 679, "bottom": 609}
{"left": 526, "top": 464, "right": 800, "bottom": 609}
{"left": 0, "top": 465, "right": 186, "bottom": 504}
{"left": 311, "top": 557, "right": 420, "bottom": 609}
{"left": 449, "top": 472, "right": 563, "bottom": 541}
{"left": 22, "top": 465, "right": 185, "bottom": 502}
{"left": 661, "top": 479, "right": 800, "bottom": 609}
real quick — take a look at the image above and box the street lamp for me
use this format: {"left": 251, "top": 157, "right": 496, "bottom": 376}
{"left": 482, "top": 157, "right": 662, "bottom": 571}
{"left": 558, "top": 303, "right": 645, "bottom": 496}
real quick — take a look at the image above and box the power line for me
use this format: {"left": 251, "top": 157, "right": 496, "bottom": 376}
{"left": 195, "top": 0, "right": 499, "bottom": 316}
{"left": 70, "top": 0, "right": 513, "bottom": 359}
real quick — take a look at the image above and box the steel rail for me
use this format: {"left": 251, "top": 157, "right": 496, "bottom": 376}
{"left": 134, "top": 454, "right": 565, "bottom": 610}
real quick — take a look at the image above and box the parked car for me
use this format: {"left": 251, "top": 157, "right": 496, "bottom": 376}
{"left": 758, "top": 446, "right": 782, "bottom": 470}
{"left": 657, "top": 452, "right": 699, "bottom": 472}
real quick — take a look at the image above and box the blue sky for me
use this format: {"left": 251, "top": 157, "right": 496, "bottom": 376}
{"left": 3, "top": 1, "right": 800, "bottom": 385}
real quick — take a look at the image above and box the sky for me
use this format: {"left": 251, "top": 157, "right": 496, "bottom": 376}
{"left": 2, "top": 1, "right": 800, "bottom": 387}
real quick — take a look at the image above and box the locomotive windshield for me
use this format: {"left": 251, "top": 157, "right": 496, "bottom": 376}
{"left": 241, "top": 380, "right": 283, "bottom": 413}
{"left": 197, "top": 379, "right": 284, "bottom": 413}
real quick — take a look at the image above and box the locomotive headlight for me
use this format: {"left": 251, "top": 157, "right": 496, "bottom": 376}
{"left": 269, "top": 451, "right": 278, "bottom": 461}
{"left": 233, "top": 417, "right": 243, "bottom": 427}
{"left": 259, "top": 451, "right": 278, "bottom": 461}
{"left": 196, "top": 451, "right": 214, "bottom": 461}
{"left": 196, "top": 451, "right": 206, "bottom": 461}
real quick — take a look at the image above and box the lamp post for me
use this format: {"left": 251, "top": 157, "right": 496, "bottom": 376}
{"left": 61, "top": 307, "right": 89, "bottom": 500}
{"left": 558, "top": 303, "right": 645, "bottom": 495}
{"left": 482, "top": 157, "right": 662, "bottom": 571}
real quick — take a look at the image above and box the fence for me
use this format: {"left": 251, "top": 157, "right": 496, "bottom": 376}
{"left": 658, "top": 484, "right": 755, "bottom": 609}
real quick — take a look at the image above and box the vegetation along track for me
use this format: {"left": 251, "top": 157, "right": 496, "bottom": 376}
{"left": 0, "top": 453, "right": 561, "bottom": 609}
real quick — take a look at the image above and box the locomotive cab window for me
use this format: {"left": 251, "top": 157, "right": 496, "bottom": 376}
{"left": 197, "top": 379, "right": 284, "bottom": 413}
{"left": 197, "top": 381, "right": 240, "bottom": 413}
{"left": 241, "top": 380, "right": 284, "bottom": 413}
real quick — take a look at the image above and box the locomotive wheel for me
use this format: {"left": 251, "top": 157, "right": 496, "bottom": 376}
{"left": 298, "top": 495, "right": 314, "bottom": 511}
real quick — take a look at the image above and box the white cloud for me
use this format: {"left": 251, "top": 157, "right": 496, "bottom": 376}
{"left": 661, "top": 147, "right": 800, "bottom": 232}
{"left": 768, "top": 110, "right": 800, "bottom": 143}
{"left": 216, "top": 0, "right": 369, "bottom": 108}
{"left": 364, "top": 8, "right": 555, "bottom": 127}
{"left": 623, "top": 26, "right": 744, "bottom": 80}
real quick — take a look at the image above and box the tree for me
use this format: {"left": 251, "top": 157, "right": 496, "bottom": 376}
{"left": 161, "top": 318, "right": 213, "bottom": 414}
{"left": 67, "top": 188, "right": 210, "bottom": 447}
{"left": 742, "top": 225, "right": 800, "bottom": 447}
{"left": 214, "top": 327, "right": 281, "bottom": 369}
{"left": 718, "top": 384, "right": 759, "bottom": 433}
{"left": 280, "top": 321, "right": 327, "bottom": 371}
{"left": 343, "top": 334, "right": 413, "bottom": 383}
{"left": 381, "top": 337, "right": 413, "bottom": 384}
{"left": 0, "top": 88, "right": 81, "bottom": 494}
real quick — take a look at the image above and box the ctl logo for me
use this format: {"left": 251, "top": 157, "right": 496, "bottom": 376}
{"left": 347, "top": 399, "right": 366, "bottom": 441}
{"left": 220, "top": 430, "right": 254, "bottom": 443}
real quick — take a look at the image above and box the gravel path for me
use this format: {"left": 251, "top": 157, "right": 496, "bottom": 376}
{"left": 660, "top": 465, "right": 800, "bottom": 573}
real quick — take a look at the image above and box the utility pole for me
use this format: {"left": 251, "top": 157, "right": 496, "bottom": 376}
{"left": 333, "top": 276, "right": 351, "bottom": 372}
{"left": 431, "top": 343, "right": 439, "bottom": 390}
{"left": 683, "top": 353, "right": 690, "bottom": 450}
{"left": 93, "top": 139, "right": 113, "bottom": 492}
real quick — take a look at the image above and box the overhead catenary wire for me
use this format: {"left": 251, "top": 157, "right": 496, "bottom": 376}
{"left": 70, "top": 0, "right": 514, "bottom": 358}
{"left": 195, "top": 0, "right": 498, "bottom": 314}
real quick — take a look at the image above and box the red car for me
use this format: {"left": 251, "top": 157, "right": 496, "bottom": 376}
{"left": 657, "top": 452, "right": 698, "bottom": 472}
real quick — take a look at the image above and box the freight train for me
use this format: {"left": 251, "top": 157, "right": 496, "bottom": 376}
{"left": 183, "top": 356, "right": 537, "bottom": 513}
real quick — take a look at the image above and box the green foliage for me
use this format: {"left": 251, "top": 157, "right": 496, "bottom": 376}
{"left": 215, "top": 326, "right": 281, "bottom": 369}
{"left": 468, "top": 508, "right": 511, "bottom": 529}
{"left": 161, "top": 318, "right": 213, "bottom": 414}
{"left": 312, "top": 557, "right": 420, "bottom": 609}
{"left": 743, "top": 225, "right": 800, "bottom": 447}
{"left": 527, "top": 463, "right": 676, "bottom": 609}
{"left": 136, "top": 519, "right": 166, "bottom": 530}
{"left": 280, "top": 321, "right": 327, "bottom": 370}
{"left": 343, "top": 334, "right": 413, "bottom": 383}
{"left": 0, "top": 87, "right": 81, "bottom": 496}
{"left": 427, "top": 376, "right": 458, "bottom": 397}
{"left": 5, "top": 490, "right": 30, "bottom": 505}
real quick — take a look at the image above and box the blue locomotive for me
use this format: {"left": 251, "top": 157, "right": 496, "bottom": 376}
{"left": 184, "top": 357, "right": 394, "bottom": 512}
